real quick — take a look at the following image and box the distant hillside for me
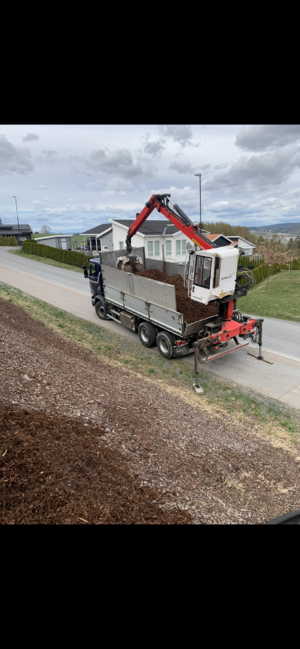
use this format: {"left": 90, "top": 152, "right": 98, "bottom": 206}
{"left": 250, "top": 222, "right": 300, "bottom": 234}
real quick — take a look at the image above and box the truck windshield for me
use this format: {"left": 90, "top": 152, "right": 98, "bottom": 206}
{"left": 194, "top": 256, "right": 212, "bottom": 289}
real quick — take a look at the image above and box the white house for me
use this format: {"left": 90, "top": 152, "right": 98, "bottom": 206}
{"left": 108, "top": 219, "right": 212, "bottom": 263}
{"left": 226, "top": 236, "right": 256, "bottom": 257}
{"left": 35, "top": 234, "right": 72, "bottom": 250}
{"left": 81, "top": 218, "right": 252, "bottom": 260}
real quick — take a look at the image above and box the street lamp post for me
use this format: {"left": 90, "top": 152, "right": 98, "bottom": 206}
{"left": 12, "top": 196, "right": 21, "bottom": 250}
{"left": 194, "top": 173, "right": 202, "bottom": 233}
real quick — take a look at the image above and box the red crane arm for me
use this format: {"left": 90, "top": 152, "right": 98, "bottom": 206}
{"left": 126, "top": 194, "right": 213, "bottom": 252}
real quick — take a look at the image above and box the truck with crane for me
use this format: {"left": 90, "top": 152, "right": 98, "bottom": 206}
{"left": 82, "top": 194, "right": 264, "bottom": 385}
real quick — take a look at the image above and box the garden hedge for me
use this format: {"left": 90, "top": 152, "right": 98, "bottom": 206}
{"left": 22, "top": 240, "right": 88, "bottom": 267}
{"left": 238, "top": 260, "right": 299, "bottom": 287}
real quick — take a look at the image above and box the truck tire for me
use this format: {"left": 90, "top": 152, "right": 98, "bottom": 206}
{"left": 156, "top": 331, "right": 174, "bottom": 359}
{"left": 95, "top": 297, "right": 108, "bottom": 320}
{"left": 138, "top": 321, "right": 156, "bottom": 348}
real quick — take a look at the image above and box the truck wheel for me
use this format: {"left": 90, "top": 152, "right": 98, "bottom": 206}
{"left": 95, "top": 297, "right": 108, "bottom": 320}
{"left": 138, "top": 322, "right": 156, "bottom": 347}
{"left": 156, "top": 331, "right": 174, "bottom": 359}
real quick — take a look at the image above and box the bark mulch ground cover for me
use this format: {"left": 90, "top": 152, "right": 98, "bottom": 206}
{"left": 1, "top": 296, "right": 300, "bottom": 524}
{"left": 0, "top": 406, "right": 191, "bottom": 525}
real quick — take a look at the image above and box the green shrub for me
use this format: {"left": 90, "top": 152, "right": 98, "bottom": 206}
{"left": 238, "top": 255, "right": 262, "bottom": 269}
{"left": 0, "top": 235, "right": 18, "bottom": 246}
{"left": 22, "top": 240, "right": 88, "bottom": 267}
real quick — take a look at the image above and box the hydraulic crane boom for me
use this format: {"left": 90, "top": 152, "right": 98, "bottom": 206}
{"left": 125, "top": 193, "right": 215, "bottom": 255}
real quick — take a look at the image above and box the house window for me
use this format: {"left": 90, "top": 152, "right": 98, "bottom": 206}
{"left": 182, "top": 240, "right": 186, "bottom": 255}
{"left": 148, "top": 241, "right": 153, "bottom": 257}
{"left": 154, "top": 241, "right": 160, "bottom": 256}
{"left": 176, "top": 240, "right": 181, "bottom": 256}
{"left": 119, "top": 242, "right": 124, "bottom": 250}
{"left": 166, "top": 240, "right": 172, "bottom": 256}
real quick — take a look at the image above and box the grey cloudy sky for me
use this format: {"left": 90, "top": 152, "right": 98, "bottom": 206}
{"left": 1, "top": 125, "right": 300, "bottom": 233}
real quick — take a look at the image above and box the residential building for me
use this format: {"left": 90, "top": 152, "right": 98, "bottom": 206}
{"left": 80, "top": 218, "right": 252, "bottom": 260}
{"left": 226, "top": 236, "right": 256, "bottom": 257}
{"left": 107, "top": 219, "right": 211, "bottom": 263}
{"left": 0, "top": 224, "right": 32, "bottom": 242}
{"left": 35, "top": 234, "right": 72, "bottom": 250}
{"left": 81, "top": 224, "right": 113, "bottom": 251}
{"left": 204, "top": 233, "right": 236, "bottom": 248}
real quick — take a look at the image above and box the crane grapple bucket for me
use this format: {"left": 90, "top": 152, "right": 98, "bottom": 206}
{"left": 116, "top": 253, "right": 144, "bottom": 273}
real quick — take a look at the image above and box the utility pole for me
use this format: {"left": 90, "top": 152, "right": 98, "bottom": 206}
{"left": 194, "top": 173, "right": 202, "bottom": 233}
{"left": 12, "top": 196, "right": 21, "bottom": 250}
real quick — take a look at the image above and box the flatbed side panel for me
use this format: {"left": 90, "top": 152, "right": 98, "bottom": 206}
{"left": 105, "top": 286, "right": 184, "bottom": 335}
{"left": 102, "top": 265, "right": 176, "bottom": 311}
{"left": 184, "top": 315, "right": 221, "bottom": 336}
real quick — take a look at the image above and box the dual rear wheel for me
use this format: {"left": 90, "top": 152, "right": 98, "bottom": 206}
{"left": 138, "top": 322, "right": 174, "bottom": 359}
{"left": 95, "top": 305, "right": 176, "bottom": 360}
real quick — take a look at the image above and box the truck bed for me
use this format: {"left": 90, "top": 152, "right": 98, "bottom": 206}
{"left": 101, "top": 265, "right": 220, "bottom": 337}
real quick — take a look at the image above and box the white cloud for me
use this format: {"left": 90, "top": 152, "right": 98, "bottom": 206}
{"left": 159, "top": 125, "right": 197, "bottom": 147}
{"left": 143, "top": 140, "right": 165, "bottom": 156}
{"left": 204, "top": 145, "right": 300, "bottom": 193}
{"left": 0, "top": 134, "right": 34, "bottom": 175}
{"left": 86, "top": 148, "right": 144, "bottom": 178}
{"left": 41, "top": 150, "right": 58, "bottom": 157}
{"left": 235, "top": 125, "right": 300, "bottom": 151}
{"left": 35, "top": 185, "right": 49, "bottom": 189}
{"left": 86, "top": 177, "right": 133, "bottom": 192}
{"left": 153, "top": 185, "right": 199, "bottom": 208}
{"left": 214, "top": 163, "right": 229, "bottom": 170}
{"left": 169, "top": 161, "right": 195, "bottom": 174}
{"left": 22, "top": 133, "right": 39, "bottom": 142}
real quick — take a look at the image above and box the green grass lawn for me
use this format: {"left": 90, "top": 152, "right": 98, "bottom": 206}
{"left": 31, "top": 233, "right": 59, "bottom": 239}
{"left": 237, "top": 270, "right": 300, "bottom": 322}
{"left": 11, "top": 250, "right": 83, "bottom": 273}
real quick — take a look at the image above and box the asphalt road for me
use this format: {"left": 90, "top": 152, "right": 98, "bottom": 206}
{"left": 1, "top": 247, "right": 299, "bottom": 361}
{"left": 0, "top": 247, "right": 89, "bottom": 295}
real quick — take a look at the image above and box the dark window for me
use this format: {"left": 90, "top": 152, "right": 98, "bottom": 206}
{"left": 194, "top": 256, "right": 212, "bottom": 289}
{"left": 89, "top": 263, "right": 97, "bottom": 278}
{"left": 213, "top": 256, "right": 220, "bottom": 288}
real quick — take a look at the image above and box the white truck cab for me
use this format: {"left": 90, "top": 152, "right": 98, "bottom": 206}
{"left": 188, "top": 246, "right": 239, "bottom": 305}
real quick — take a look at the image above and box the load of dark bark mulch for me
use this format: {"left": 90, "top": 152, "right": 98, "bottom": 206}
{"left": 136, "top": 269, "right": 218, "bottom": 324}
{"left": 0, "top": 406, "right": 191, "bottom": 525}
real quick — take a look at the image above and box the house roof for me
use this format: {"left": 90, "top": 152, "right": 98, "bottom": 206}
{"left": 81, "top": 223, "right": 112, "bottom": 235}
{"left": 110, "top": 219, "right": 210, "bottom": 237}
{"left": 0, "top": 224, "right": 32, "bottom": 235}
{"left": 227, "top": 236, "right": 255, "bottom": 247}
{"left": 203, "top": 233, "right": 237, "bottom": 248}
{"left": 205, "top": 233, "right": 232, "bottom": 243}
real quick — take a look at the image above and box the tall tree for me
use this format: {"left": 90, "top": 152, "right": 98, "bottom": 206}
{"left": 40, "top": 225, "right": 51, "bottom": 234}
{"left": 285, "top": 241, "right": 299, "bottom": 277}
{"left": 294, "top": 236, "right": 300, "bottom": 253}
{"left": 256, "top": 243, "right": 289, "bottom": 292}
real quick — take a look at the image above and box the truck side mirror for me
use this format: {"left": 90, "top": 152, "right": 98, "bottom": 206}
{"left": 82, "top": 266, "right": 88, "bottom": 278}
